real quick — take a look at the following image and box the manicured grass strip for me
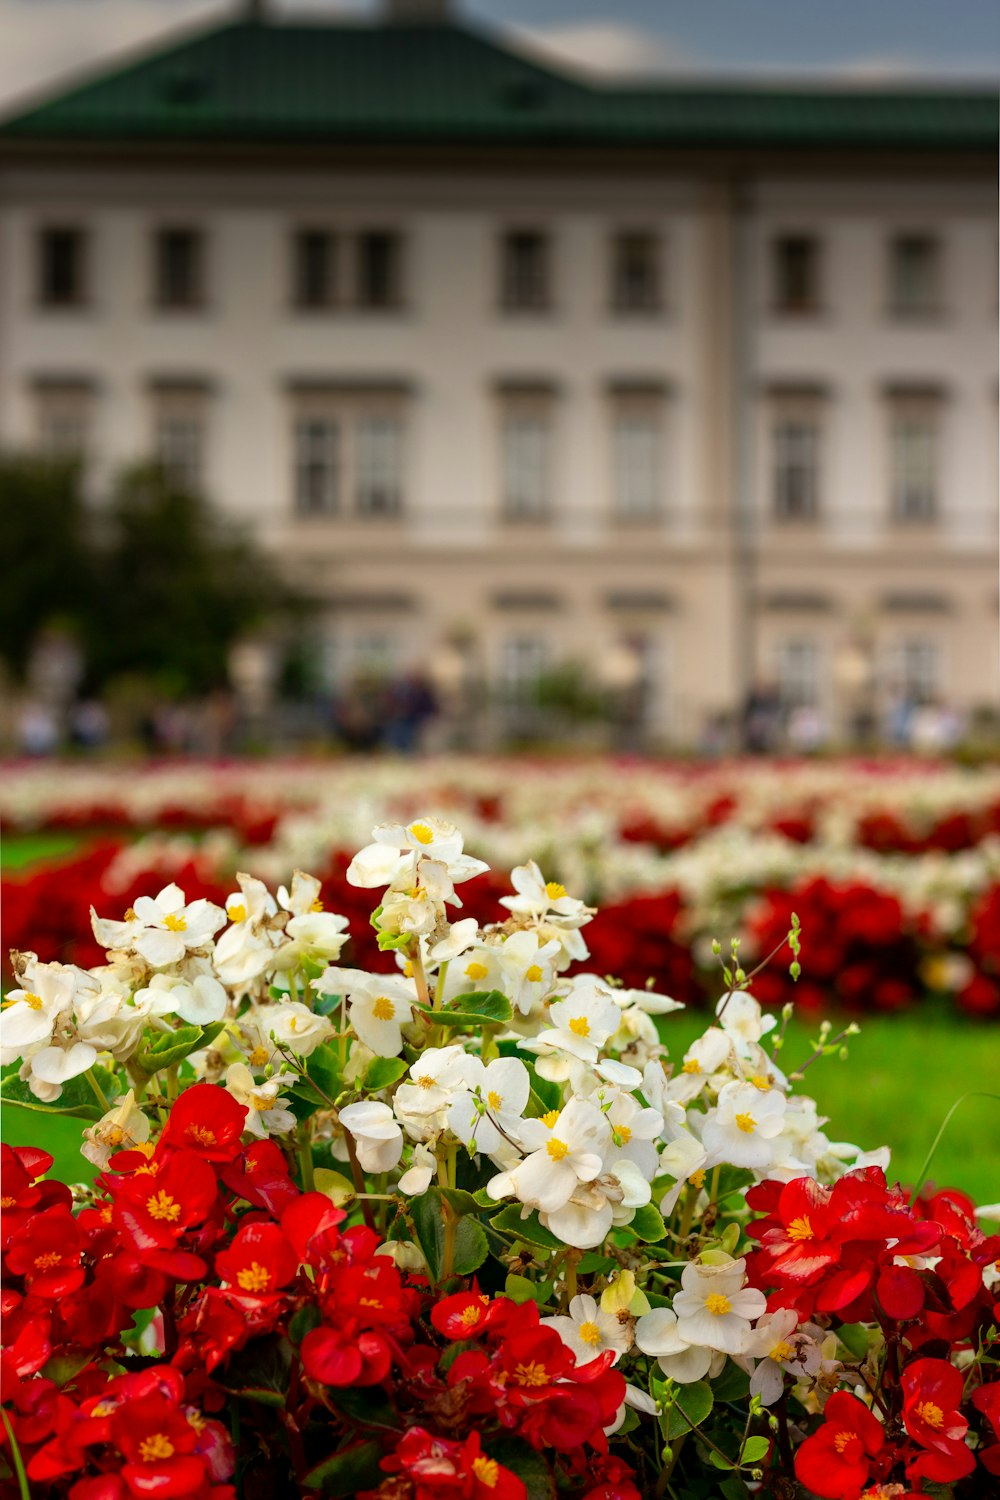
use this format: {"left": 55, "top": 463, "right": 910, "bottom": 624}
{"left": 1, "top": 832, "right": 84, "bottom": 870}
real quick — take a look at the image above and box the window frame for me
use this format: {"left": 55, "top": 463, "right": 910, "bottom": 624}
{"left": 771, "top": 409, "right": 822, "bottom": 524}
{"left": 152, "top": 226, "right": 206, "bottom": 311}
{"left": 36, "top": 226, "right": 87, "bottom": 310}
{"left": 772, "top": 232, "right": 822, "bottom": 315}
{"left": 887, "top": 232, "right": 942, "bottom": 320}
{"left": 499, "top": 229, "right": 552, "bottom": 313}
{"left": 291, "top": 228, "right": 338, "bottom": 311}
{"left": 610, "top": 230, "right": 662, "bottom": 314}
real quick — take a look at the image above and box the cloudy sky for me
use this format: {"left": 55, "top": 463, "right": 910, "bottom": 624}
{"left": 2, "top": 0, "right": 998, "bottom": 113}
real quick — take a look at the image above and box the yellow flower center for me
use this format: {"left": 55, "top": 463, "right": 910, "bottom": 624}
{"left": 146, "top": 1190, "right": 181, "bottom": 1222}
{"left": 124, "top": 907, "right": 137, "bottom": 921}
{"left": 512, "top": 1360, "right": 549, "bottom": 1387}
{"left": 525, "top": 964, "right": 544, "bottom": 983}
{"left": 579, "top": 1320, "right": 603, "bottom": 1346}
{"left": 311, "top": 898, "right": 324, "bottom": 912}
{"left": 547, "top": 1138, "right": 569, "bottom": 1161}
{"left": 769, "top": 1339, "right": 794, "bottom": 1362}
{"left": 568, "top": 1016, "right": 590, "bottom": 1038}
{"left": 465, "top": 961, "right": 490, "bottom": 981}
{"left": 541, "top": 1109, "right": 560, "bottom": 1128}
{"left": 682, "top": 1057, "right": 701, "bottom": 1074}
{"left": 688, "top": 1168, "right": 706, "bottom": 1188}
{"left": 735, "top": 1112, "right": 756, "bottom": 1134}
{"left": 371, "top": 996, "right": 396, "bottom": 1021}
{"left": 787, "top": 1215, "right": 814, "bottom": 1241}
{"left": 616, "top": 1124, "right": 632, "bottom": 1145}
{"left": 163, "top": 912, "right": 187, "bottom": 933}
{"left": 472, "top": 1456, "right": 500, "bottom": 1489}
{"left": 833, "top": 1429, "right": 857, "bottom": 1454}
{"left": 410, "top": 823, "right": 434, "bottom": 845}
{"left": 33, "top": 1251, "right": 62, "bottom": 1270}
{"left": 250, "top": 1091, "right": 274, "bottom": 1111}
{"left": 416, "top": 1074, "right": 435, "bottom": 1089}
{"left": 705, "top": 1293, "right": 732, "bottom": 1317}
{"left": 916, "top": 1400, "right": 944, "bottom": 1430}
{"left": 106, "top": 1126, "right": 126, "bottom": 1146}
{"left": 236, "top": 1261, "right": 272, "bottom": 1292}
{"left": 21, "top": 992, "right": 44, "bottom": 1011}
{"left": 186, "top": 1125, "right": 217, "bottom": 1146}
{"left": 487, "top": 1090, "right": 502, "bottom": 1109}
{"left": 750, "top": 1074, "right": 771, "bottom": 1091}
{"left": 138, "top": 1434, "right": 175, "bottom": 1462}
{"left": 460, "top": 1303, "right": 485, "bottom": 1328}
{"left": 90, "top": 1402, "right": 116, "bottom": 1418}
{"left": 545, "top": 881, "right": 567, "bottom": 900}
{"left": 227, "top": 903, "right": 247, "bottom": 923}
{"left": 0, "top": 1196, "right": 16, "bottom": 1208}
{"left": 249, "top": 1046, "right": 270, "bottom": 1067}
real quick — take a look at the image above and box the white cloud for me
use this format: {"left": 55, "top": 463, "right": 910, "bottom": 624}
{"left": 511, "top": 21, "right": 695, "bottom": 79}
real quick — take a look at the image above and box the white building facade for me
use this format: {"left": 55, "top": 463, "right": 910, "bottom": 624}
{"left": 0, "top": 4, "right": 997, "bottom": 746}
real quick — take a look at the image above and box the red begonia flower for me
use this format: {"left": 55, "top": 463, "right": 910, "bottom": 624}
{"left": 793, "top": 1391, "right": 884, "bottom": 1500}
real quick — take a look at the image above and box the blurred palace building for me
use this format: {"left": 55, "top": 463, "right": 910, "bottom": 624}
{"left": 0, "top": 0, "right": 997, "bottom": 748}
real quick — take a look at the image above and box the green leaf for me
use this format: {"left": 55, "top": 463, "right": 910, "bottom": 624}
{"left": 489, "top": 1205, "right": 561, "bottom": 1251}
{"left": 0, "top": 1065, "right": 116, "bottom": 1122}
{"left": 710, "top": 1363, "right": 751, "bottom": 1402}
{"left": 486, "top": 1437, "right": 555, "bottom": 1500}
{"left": 363, "top": 1056, "right": 408, "bottom": 1091}
{"left": 377, "top": 929, "right": 414, "bottom": 953}
{"left": 627, "top": 1203, "right": 667, "bottom": 1242}
{"left": 837, "top": 1322, "right": 872, "bottom": 1360}
{"left": 303, "top": 1439, "right": 382, "bottom": 1494}
{"left": 409, "top": 1188, "right": 489, "bottom": 1279}
{"left": 666, "top": 1381, "right": 714, "bottom": 1438}
{"left": 134, "top": 1022, "right": 222, "bottom": 1075}
{"left": 328, "top": 1388, "right": 401, "bottom": 1431}
{"left": 452, "top": 1216, "right": 489, "bottom": 1276}
{"left": 739, "top": 1436, "right": 771, "bottom": 1465}
{"left": 440, "top": 1186, "right": 481, "bottom": 1217}
{"left": 288, "top": 1305, "right": 321, "bottom": 1346}
{"left": 417, "top": 990, "right": 513, "bottom": 1028}
{"left": 505, "top": 1274, "right": 554, "bottom": 1307}
{"left": 719, "top": 1475, "right": 752, "bottom": 1500}
{"left": 709, "top": 1450, "right": 736, "bottom": 1470}
{"left": 305, "top": 1043, "right": 343, "bottom": 1100}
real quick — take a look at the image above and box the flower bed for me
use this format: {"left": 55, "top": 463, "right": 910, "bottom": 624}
{"left": 2, "top": 815, "right": 998, "bottom": 1497}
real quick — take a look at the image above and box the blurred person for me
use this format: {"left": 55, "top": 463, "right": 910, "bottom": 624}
{"left": 17, "top": 698, "right": 58, "bottom": 756}
{"left": 69, "top": 697, "right": 109, "bottom": 752}
{"left": 741, "top": 680, "right": 782, "bottom": 754}
{"left": 384, "top": 670, "right": 438, "bottom": 754}
{"left": 788, "top": 703, "right": 827, "bottom": 754}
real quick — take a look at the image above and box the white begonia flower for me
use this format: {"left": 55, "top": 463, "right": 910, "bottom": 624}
{"left": 393, "top": 1044, "right": 479, "bottom": 1123}
{"left": 81, "top": 1089, "right": 150, "bottom": 1169}
{"left": 496, "top": 930, "right": 562, "bottom": 1015}
{"left": 659, "top": 1132, "right": 710, "bottom": 1216}
{"left": 617, "top": 986, "right": 685, "bottom": 1016}
{"left": 542, "top": 1293, "right": 632, "bottom": 1366}
{"left": 225, "top": 1062, "right": 294, "bottom": 1138}
{"left": 75, "top": 988, "right": 167, "bottom": 1060}
{"left": 339, "top": 1100, "right": 404, "bottom": 1173}
{"left": 0, "top": 962, "right": 87, "bottom": 1059}
{"left": 318, "top": 968, "right": 416, "bottom": 1058}
{"left": 501, "top": 861, "right": 588, "bottom": 921}
{"left": 600, "top": 1089, "right": 664, "bottom": 1179}
{"left": 701, "top": 1080, "right": 787, "bottom": 1171}
{"left": 669, "top": 1027, "right": 733, "bottom": 1102}
{"left": 716, "top": 990, "right": 776, "bottom": 1056}
{"left": 263, "top": 1000, "right": 334, "bottom": 1057}
{"left": 526, "top": 981, "right": 621, "bottom": 1064}
{"left": 427, "top": 917, "right": 481, "bottom": 964}
{"left": 397, "top": 1143, "right": 436, "bottom": 1197}
{"left": 488, "top": 1096, "right": 610, "bottom": 1215}
{"left": 593, "top": 1057, "right": 644, "bottom": 1089}
{"left": 277, "top": 870, "right": 324, "bottom": 917}
{"left": 445, "top": 943, "right": 503, "bottom": 998}
{"left": 446, "top": 1056, "right": 530, "bottom": 1157}
{"left": 740, "top": 1309, "right": 821, "bottom": 1406}
{"left": 225, "top": 872, "right": 279, "bottom": 927}
{"left": 26, "top": 1041, "right": 98, "bottom": 1097}
{"left": 125, "top": 884, "right": 227, "bottom": 968}
{"left": 349, "top": 817, "right": 489, "bottom": 890}
{"left": 634, "top": 1306, "right": 725, "bottom": 1384}
{"left": 136, "top": 972, "right": 228, "bottom": 1028}
{"left": 273, "top": 909, "right": 350, "bottom": 970}
{"left": 213, "top": 922, "right": 282, "bottom": 988}
{"left": 672, "top": 1257, "right": 767, "bottom": 1356}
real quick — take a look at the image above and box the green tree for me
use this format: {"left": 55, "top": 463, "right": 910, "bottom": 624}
{"left": 0, "top": 454, "right": 96, "bottom": 678}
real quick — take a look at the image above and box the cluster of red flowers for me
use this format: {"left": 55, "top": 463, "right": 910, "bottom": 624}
{"left": 745, "top": 1169, "right": 1000, "bottom": 1497}
{"left": 2, "top": 1090, "right": 641, "bottom": 1500}
{"left": 583, "top": 889, "right": 699, "bottom": 1002}
{"left": 953, "top": 880, "right": 1000, "bottom": 1018}
{"left": 747, "top": 877, "right": 922, "bottom": 1016}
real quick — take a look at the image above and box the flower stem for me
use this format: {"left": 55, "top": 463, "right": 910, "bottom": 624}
{"left": 1, "top": 1408, "right": 30, "bottom": 1500}
{"left": 84, "top": 1068, "right": 112, "bottom": 1114}
{"left": 295, "top": 1125, "right": 315, "bottom": 1193}
{"left": 343, "top": 1125, "right": 376, "bottom": 1231}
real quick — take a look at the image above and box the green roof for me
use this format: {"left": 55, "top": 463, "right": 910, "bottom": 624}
{"left": 1, "top": 17, "right": 996, "bottom": 151}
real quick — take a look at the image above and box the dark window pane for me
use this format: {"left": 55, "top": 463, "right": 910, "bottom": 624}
{"left": 774, "top": 235, "right": 820, "bottom": 312}
{"left": 890, "top": 235, "right": 940, "bottom": 316}
{"left": 501, "top": 231, "right": 549, "bottom": 311}
{"left": 612, "top": 232, "right": 660, "bottom": 311}
{"left": 155, "top": 228, "right": 204, "bottom": 308}
{"left": 357, "top": 232, "right": 401, "bottom": 309}
{"left": 38, "top": 228, "right": 85, "bottom": 307}
{"left": 294, "top": 230, "right": 335, "bottom": 308}
{"left": 773, "top": 419, "right": 819, "bottom": 521}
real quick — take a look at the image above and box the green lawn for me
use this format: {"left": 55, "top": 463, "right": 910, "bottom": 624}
{"left": 1, "top": 831, "right": 84, "bottom": 870}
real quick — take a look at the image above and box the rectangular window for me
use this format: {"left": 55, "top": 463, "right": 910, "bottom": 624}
{"left": 294, "top": 418, "right": 339, "bottom": 515}
{"left": 154, "top": 228, "right": 204, "bottom": 309}
{"left": 773, "top": 234, "right": 820, "bottom": 313}
{"left": 773, "top": 418, "right": 820, "bottom": 521}
{"left": 36, "top": 387, "right": 91, "bottom": 458}
{"left": 890, "top": 411, "right": 938, "bottom": 523}
{"left": 500, "top": 231, "right": 550, "bottom": 311}
{"left": 889, "top": 234, "right": 940, "bottom": 317}
{"left": 611, "top": 232, "right": 661, "bottom": 312}
{"left": 356, "top": 231, "right": 402, "bottom": 309}
{"left": 613, "top": 412, "right": 661, "bottom": 519}
{"left": 156, "top": 412, "right": 204, "bottom": 492}
{"left": 356, "top": 415, "right": 403, "bottom": 517}
{"left": 502, "top": 412, "right": 550, "bottom": 520}
{"left": 37, "top": 227, "right": 86, "bottom": 308}
{"left": 775, "top": 638, "right": 821, "bottom": 709}
{"left": 888, "top": 638, "right": 940, "bottom": 702}
{"left": 293, "top": 230, "right": 337, "bottom": 309}
{"left": 501, "top": 636, "right": 549, "bottom": 696}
